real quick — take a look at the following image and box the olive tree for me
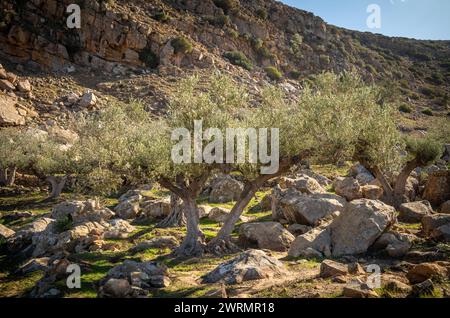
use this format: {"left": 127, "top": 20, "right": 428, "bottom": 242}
{"left": 133, "top": 74, "right": 247, "bottom": 257}
{"left": 26, "top": 130, "right": 75, "bottom": 199}
{"left": 207, "top": 72, "right": 391, "bottom": 254}
{"left": 355, "top": 107, "right": 444, "bottom": 207}
{"left": 69, "top": 101, "right": 154, "bottom": 196}
{"left": 0, "top": 128, "right": 30, "bottom": 186}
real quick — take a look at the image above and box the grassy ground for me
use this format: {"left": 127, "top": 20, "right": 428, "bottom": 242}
{"left": 1, "top": 167, "right": 449, "bottom": 298}
{"left": 0, "top": 189, "right": 275, "bottom": 298}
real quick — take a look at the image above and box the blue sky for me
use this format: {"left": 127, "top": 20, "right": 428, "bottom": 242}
{"left": 280, "top": 0, "right": 450, "bottom": 40}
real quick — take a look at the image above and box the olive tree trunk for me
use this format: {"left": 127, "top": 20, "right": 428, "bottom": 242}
{"left": 392, "top": 159, "right": 419, "bottom": 206}
{"left": 206, "top": 160, "right": 294, "bottom": 255}
{"left": 0, "top": 167, "right": 7, "bottom": 186}
{"left": 6, "top": 166, "right": 17, "bottom": 186}
{"left": 157, "top": 193, "right": 186, "bottom": 228}
{"left": 46, "top": 175, "right": 68, "bottom": 199}
{"left": 175, "top": 196, "right": 204, "bottom": 257}
{"left": 159, "top": 172, "right": 211, "bottom": 258}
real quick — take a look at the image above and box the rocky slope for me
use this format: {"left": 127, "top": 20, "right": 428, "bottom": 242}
{"left": 0, "top": 0, "right": 449, "bottom": 128}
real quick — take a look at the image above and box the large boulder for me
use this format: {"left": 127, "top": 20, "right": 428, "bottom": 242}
{"left": 140, "top": 197, "right": 171, "bottom": 219}
{"left": 98, "top": 260, "right": 170, "bottom": 297}
{"left": 288, "top": 222, "right": 332, "bottom": 258}
{"left": 272, "top": 188, "right": 346, "bottom": 226}
{"left": 421, "top": 214, "right": 450, "bottom": 242}
{"left": 51, "top": 200, "right": 114, "bottom": 223}
{"left": 350, "top": 164, "right": 375, "bottom": 185}
{"left": 103, "top": 219, "right": 136, "bottom": 239}
{"left": 398, "top": 201, "right": 433, "bottom": 223}
{"left": 333, "top": 177, "right": 363, "bottom": 201}
{"left": 279, "top": 175, "right": 325, "bottom": 194}
{"left": 208, "top": 207, "right": 230, "bottom": 223}
{"left": 7, "top": 217, "right": 55, "bottom": 252}
{"left": 114, "top": 195, "right": 141, "bottom": 219}
{"left": 201, "top": 250, "right": 287, "bottom": 285}
{"left": 299, "top": 170, "right": 332, "bottom": 187}
{"left": 372, "top": 231, "right": 414, "bottom": 257}
{"left": 423, "top": 171, "right": 450, "bottom": 206}
{"left": 239, "top": 222, "right": 295, "bottom": 252}
{"left": 208, "top": 175, "right": 243, "bottom": 203}
{"left": 330, "top": 199, "right": 396, "bottom": 257}
{"left": 361, "top": 185, "right": 383, "bottom": 200}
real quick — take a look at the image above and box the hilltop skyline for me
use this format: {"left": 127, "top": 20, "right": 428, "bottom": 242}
{"left": 281, "top": 0, "right": 450, "bottom": 40}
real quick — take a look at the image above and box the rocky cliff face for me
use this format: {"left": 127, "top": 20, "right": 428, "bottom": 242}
{"left": 0, "top": 0, "right": 449, "bottom": 126}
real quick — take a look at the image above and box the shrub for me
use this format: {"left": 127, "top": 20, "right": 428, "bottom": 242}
{"left": 421, "top": 86, "right": 435, "bottom": 98}
{"left": 264, "top": 66, "right": 282, "bottom": 81}
{"left": 257, "top": 46, "right": 275, "bottom": 60}
{"left": 228, "top": 29, "right": 239, "bottom": 39}
{"left": 223, "top": 51, "right": 253, "bottom": 71}
{"left": 320, "top": 54, "right": 330, "bottom": 65}
{"left": 204, "top": 14, "right": 230, "bottom": 27}
{"left": 398, "top": 104, "right": 413, "bottom": 113}
{"left": 290, "top": 33, "right": 303, "bottom": 58}
{"left": 421, "top": 108, "right": 433, "bottom": 116}
{"left": 289, "top": 70, "right": 301, "bottom": 80}
{"left": 171, "top": 37, "right": 193, "bottom": 54}
{"left": 153, "top": 11, "right": 170, "bottom": 22}
{"left": 241, "top": 33, "right": 251, "bottom": 41}
{"left": 365, "top": 64, "right": 376, "bottom": 73}
{"left": 139, "top": 48, "right": 159, "bottom": 68}
{"left": 256, "top": 8, "right": 268, "bottom": 20}
{"left": 251, "top": 37, "right": 263, "bottom": 50}
{"left": 213, "top": 0, "right": 240, "bottom": 14}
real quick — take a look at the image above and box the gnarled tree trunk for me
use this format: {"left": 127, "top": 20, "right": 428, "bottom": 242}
{"left": 392, "top": 159, "right": 419, "bottom": 206}
{"left": 0, "top": 167, "right": 7, "bottom": 186}
{"left": 6, "top": 166, "right": 17, "bottom": 186}
{"left": 157, "top": 193, "right": 186, "bottom": 228}
{"left": 175, "top": 197, "right": 204, "bottom": 257}
{"left": 206, "top": 162, "right": 293, "bottom": 255}
{"left": 46, "top": 175, "right": 68, "bottom": 199}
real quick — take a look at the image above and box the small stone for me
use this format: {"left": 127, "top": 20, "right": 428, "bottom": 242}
{"left": 320, "top": 260, "right": 349, "bottom": 278}
{"left": 79, "top": 91, "right": 97, "bottom": 108}
{"left": 17, "top": 80, "right": 31, "bottom": 93}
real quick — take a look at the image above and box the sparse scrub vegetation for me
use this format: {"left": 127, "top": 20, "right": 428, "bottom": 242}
{"left": 152, "top": 10, "right": 170, "bottom": 22}
{"left": 264, "top": 66, "right": 282, "bottom": 80}
{"left": 213, "top": 0, "right": 240, "bottom": 14}
{"left": 139, "top": 48, "right": 159, "bottom": 68}
{"left": 399, "top": 103, "right": 413, "bottom": 113}
{"left": 421, "top": 108, "right": 433, "bottom": 116}
{"left": 223, "top": 51, "right": 253, "bottom": 70}
{"left": 171, "top": 37, "right": 193, "bottom": 54}
{"left": 256, "top": 8, "right": 268, "bottom": 20}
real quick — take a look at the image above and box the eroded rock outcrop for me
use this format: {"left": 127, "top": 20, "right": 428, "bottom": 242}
{"left": 288, "top": 199, "right": 396, "bottom": 258}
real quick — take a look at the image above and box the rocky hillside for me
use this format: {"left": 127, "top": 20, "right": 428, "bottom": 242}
{"left": 0, "top": 0, "right": 449, "bottom": 128}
